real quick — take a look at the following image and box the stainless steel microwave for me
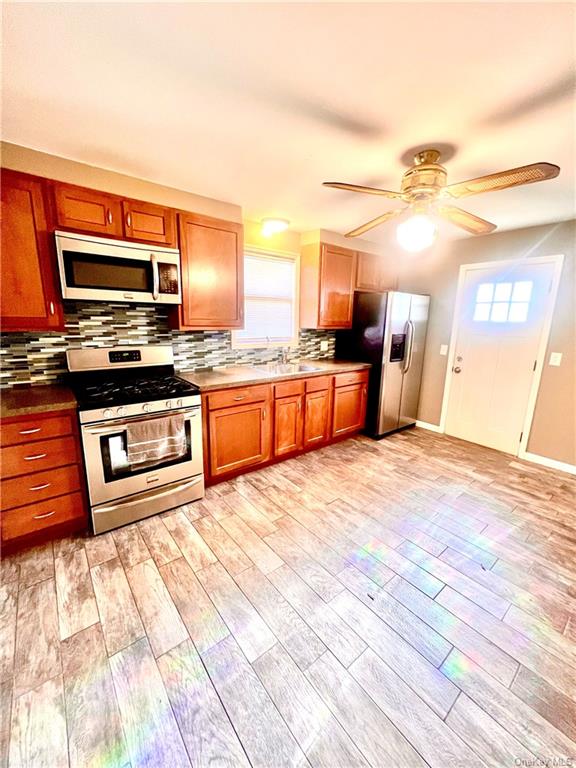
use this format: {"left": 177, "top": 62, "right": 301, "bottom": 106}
{"left": 55, "top": 230, "right": 182, "bottom": 304}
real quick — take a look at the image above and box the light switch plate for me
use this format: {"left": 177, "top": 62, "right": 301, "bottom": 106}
{"left": 549, "top": 352, "right": 562, "bottom": 367}
{"left": 440, "top": 344, "right": 448, "bottom": 356}
{"left": 320, "top": 340, "right": 329, "bottom": 352}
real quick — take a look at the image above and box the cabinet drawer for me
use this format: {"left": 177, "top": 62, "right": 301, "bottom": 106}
{"left": 305, "top": 375, "right": 331, "bottom": 393}
{"left": 207, "top": 385, "right": 269, "bottom": 411}
{"left": 1, "top": 435, "right": 78, "bottom": 479}
{"left": 1, "top": 464, "right": 82, "bottom": 511}
{"left": 1, "top": 414, "right": 75, "bottom": 447}
{"left": 1, "top": 491, "right": 84, "bottom": 542}
{"left": 274, "top": 379, "right": 305, "bottom": 399}
{"left": 334, "top": 370, "right": 369, "bottom": 388}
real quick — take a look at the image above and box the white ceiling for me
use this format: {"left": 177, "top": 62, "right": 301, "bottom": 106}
{"left": 2, "top": 2, "right": 575, "bottom": 241}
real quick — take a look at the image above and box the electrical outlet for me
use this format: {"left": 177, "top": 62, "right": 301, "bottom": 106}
{"left": 440, "top": 344, "right": 448, "bottom": 356}
{"left": 320, "top": 340, "right": 329, "bottom": 352}
{"left": 549, "top": 352, "right": 562, "bottom": 367}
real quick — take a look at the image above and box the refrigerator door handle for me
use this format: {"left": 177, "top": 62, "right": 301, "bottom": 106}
{"left": 403, "top": 320, "right": 415, "bottom": 374}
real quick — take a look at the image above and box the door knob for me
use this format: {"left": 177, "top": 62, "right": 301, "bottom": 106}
{"left": 453, "top": 366, "right": 462, "bottom": 373}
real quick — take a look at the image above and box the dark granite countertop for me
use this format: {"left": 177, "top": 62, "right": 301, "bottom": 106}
{"left": 179, "top": 358, "right": 371, "bottom": 392}
{"left": 1, "top": 384, "right": 77, "bottom": 419}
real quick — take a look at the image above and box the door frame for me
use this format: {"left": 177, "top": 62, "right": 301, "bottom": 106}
{"left": 438, "top": 254, "right": 565, "bottom": 458}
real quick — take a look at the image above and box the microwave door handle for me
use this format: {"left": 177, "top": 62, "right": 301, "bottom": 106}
{"left": 151, "top": 253, "right": 160, "bottom": 300}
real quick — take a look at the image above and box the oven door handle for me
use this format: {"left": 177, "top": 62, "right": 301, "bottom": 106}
{"left": 151, "top": 253, "right": 160, "bottom": 301}
{"left": 85, "top": 408, "right": 200, "bottom": 434}
{"left": 96, "top": 476, "right": 203, "bottom": 514}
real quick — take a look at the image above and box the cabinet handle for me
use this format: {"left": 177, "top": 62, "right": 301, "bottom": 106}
{"left": 107, "top": 208, "right": 113, "bottom": 225}
{"left": 24, "top": 453, "right": 47, "bottom": 461}
{"left": 126, "top": 212, "right": 132, "bottom": 229}
{"left": 19, "top": 427, "right": 41, "bottom": 435}
{"left": 49, "top": 302, "right": 55, "bottom": 316}
{"left": 297, "top": 400, "right": 301, "bottom": 412}
{"left": 33, "top": 510, "right": 56, "bottom": 520}
{"left": 233, "top": 395, "right": 246, "bottom": 401}
{"left": 262, "top": 408, "right": 266, "bottom": 420}
{"left": 30, "top": 483, "right": 51, "bottom": 491}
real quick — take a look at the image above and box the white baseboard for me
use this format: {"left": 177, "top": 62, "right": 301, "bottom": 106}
{"left": 415, "top": 421, "right": 444, "bottom": 433}
{"left": 519, "top": 451, "right": 576, "bottom": 476}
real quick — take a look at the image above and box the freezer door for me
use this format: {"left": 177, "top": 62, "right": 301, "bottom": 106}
{"left": 377, "top": 292, "right": 411, "bottom": 435}
{"left": 398, "top": 293, "right": 430, "bottom": 428}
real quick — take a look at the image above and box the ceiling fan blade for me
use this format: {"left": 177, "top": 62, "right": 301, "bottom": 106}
{"left": 345, "top": 209, "right": 404, "bottom": 238}
{"left": 442, "top": 162, "right": 560, "bottom": 199}
{"left": 323, "top": 182, "right": 404, "bottom": 199}
{"left": 438, "top": 205, "right": 497, "bottom": 235}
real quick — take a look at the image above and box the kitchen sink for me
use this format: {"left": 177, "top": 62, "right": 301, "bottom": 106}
{"left": 256, "top": 362, "right": 323, "bottom": 375}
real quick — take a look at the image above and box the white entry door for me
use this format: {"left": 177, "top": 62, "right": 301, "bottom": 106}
{"left": 445, "top": 258, "right": 559, "bottom": 454}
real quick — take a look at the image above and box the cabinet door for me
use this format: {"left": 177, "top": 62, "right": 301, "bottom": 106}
{"left": 318, "top": 245, "right": 355, "bottom": 328}
{"left": 303, "top": 389, "right": 331, "bottom": 447}
{"left": 355, "top": 251, "right": 381, "bottom": 291}
{"left": 122, "top": 200, "right": 176, "bottom": 246}
{"left": 332, "top": 382, "right": 367, "bottom": 437}
{"left": 176, "top": 213, "right": 243, "bottom": 329}
{"left": 1, "top": 171, "right": 63, "bottom": 331}
{"left": 208, "top": 401, "right": 270, "bottom": 477}
{"left": 53, "top": 182, "right": 123, "bottom": 237}
{"left": 274, "top": 395, "right": 304, "bottom": 457}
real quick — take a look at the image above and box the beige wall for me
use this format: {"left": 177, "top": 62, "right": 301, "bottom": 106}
{"left": 1, "top": 142, "right": 242, "bottom": 221}
{"left": 397, "top": 219, "right": 576, "bottom": 466}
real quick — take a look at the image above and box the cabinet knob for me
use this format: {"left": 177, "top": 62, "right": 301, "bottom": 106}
{"left": 107, "top": 208, "right": 113, "bottom": 225}
{"left": 126, "top": 212, "right": 132, "bottom": 229}
{"left": 49, "top": 301, "right": 55, "bottom": 316}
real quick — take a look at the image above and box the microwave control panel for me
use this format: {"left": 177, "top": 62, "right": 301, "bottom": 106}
{"left": 158, "top": 263, "right": 180, "bottom": 295}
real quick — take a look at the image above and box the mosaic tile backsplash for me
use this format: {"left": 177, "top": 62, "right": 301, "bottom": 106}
{"left": 0, "top": 302, "right": 336, "bottom": 387}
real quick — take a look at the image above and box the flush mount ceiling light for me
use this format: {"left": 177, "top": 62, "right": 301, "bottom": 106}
{"left": 261, "top": 218, "right": 290, "bottom": 237}
{"left": 322, "top": 148, "right": 560, "bottom": 242}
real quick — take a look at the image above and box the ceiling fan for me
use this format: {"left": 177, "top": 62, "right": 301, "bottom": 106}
{"left": 323, "top": 149, "right": 560, "bottom": 241}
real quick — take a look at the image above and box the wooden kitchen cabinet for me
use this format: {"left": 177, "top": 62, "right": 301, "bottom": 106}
{"left": 273, "top": 380, "right": 305, "bottom": 457}
{"left": 53, "top": 182, "right": 123, "bottom": 237}
{"left": 122, "top": 199, "right": 176, "bottom": 246}
{"left": 171, "top": 212, "right": 244, "bottom": 330}
{"left": 332, "top": 372, "right": 368, "bottom": 437}
{"left": 303, "top": 377, "right": 332, "bottom": 447}
{"left": 356, "top": 251, "right": 398, "bottom": 292}
{"left": 300, "top": 242, "right": 356, "bottom": 329}
{"left": 355, "top": 251, "right": 381, "bottom": 291}
{"left": 1, "top": 170, "right": 64, "bottom": 331}
{"left": 207, "top": 385, "right": 271, "bottom": 477}
{"left": 0, "top": 409, "right": 87, "bottom": 551}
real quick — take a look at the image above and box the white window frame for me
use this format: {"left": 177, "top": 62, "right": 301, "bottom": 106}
{"left": 231, "top": 246, "right": 300, "bottom": 350}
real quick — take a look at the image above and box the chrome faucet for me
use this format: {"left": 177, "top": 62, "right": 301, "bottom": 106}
{"left": 280, "top": 347, "right": 289, "bottom": 364}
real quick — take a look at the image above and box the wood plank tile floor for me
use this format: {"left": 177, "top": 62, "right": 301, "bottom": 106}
{"left": 1, "top": 428, "right": 575, "bottom": 768}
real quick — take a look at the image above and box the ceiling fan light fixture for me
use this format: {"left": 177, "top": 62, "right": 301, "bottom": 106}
{"left": 261, "top": 218, "right": 290, "bottom": 237}
{"left": 396, "top": 213, "right": 437, "bottom": 252}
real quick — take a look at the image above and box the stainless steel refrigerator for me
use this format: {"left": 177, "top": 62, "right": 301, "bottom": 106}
{"left": 335, "top": 291, "right": 430, "bottom": 438}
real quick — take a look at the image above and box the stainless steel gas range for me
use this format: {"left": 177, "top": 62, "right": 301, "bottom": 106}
{"left": 67, "top": 345, "right": 204, "bottom": 534}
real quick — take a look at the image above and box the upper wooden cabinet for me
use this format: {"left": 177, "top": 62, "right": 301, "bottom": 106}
{"left": 121, "top": 200, "right": 175, "bottom": 246}
{"left": 356, "top": 251, "right": 398, "bottom": 292}
{"left": 53, "top": 183, "right": 123, "bottom": 237}
{"left": 300, "top": 242, "right": 356, "bottom": 329}
{"left": 171, "top": 212, "right": 244, "bottom": 330}
{"left": 1, "top": 170, "right": 64, "bottom": 331}
{"left": 52, "top": 182, "right": 176, "bottom": 246}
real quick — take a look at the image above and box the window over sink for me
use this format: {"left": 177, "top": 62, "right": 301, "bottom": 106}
{"left": 232, "top": 249, "right": 299, "bottom": 348}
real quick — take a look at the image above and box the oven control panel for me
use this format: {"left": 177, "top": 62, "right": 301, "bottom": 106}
{"left": 109, "top": 350, "right": 142, "bottom": 364}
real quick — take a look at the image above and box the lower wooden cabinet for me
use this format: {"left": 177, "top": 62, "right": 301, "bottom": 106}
{"left": 274, "top": 394, "right": 304, "bottom": 457}
{"left": 332, "top": 382, "right": 368, "bottom": 437}
{"left": 207, "top": 397, "right": 271, "bottom": 477}
{"left": 0, "top": 409, "right": 88, "bottom": 550}
{"left": 203, "top": 369, "right": 368, "bottom": 483}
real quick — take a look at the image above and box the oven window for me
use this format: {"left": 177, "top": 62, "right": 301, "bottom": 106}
{"left": 100, "top": 421, "right": 192, "bottom": 482}
{"left": 63, "top": 251, "right": 153, "bottom": 292}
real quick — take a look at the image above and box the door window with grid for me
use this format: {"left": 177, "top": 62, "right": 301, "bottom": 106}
{"left": 232, "top": 251, "right": 299, "bottom": 348}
